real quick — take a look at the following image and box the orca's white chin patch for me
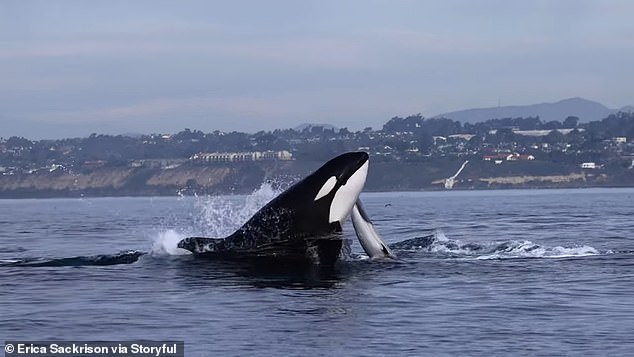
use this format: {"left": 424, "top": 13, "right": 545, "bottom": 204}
{"left": 329, "top": 160, "right": 368, "bottom": 223}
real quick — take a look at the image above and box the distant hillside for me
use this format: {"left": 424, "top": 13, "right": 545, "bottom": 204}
{"left": 436, "top": 97, "right": 616, "bottom": 123}
{"left": 619, "top": 105, "right": 634, "bottom": 113}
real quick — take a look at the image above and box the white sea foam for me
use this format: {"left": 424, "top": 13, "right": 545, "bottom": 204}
{"left": 394, "top": 229, "right": 604, "bottom": 260}
{"left": 0, "top": 259, "right": 19, "bottom": 264}
{"left": 475, "top": 241, "right": 600, "bottom": 260}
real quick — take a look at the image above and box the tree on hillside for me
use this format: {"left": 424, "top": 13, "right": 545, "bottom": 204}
{"left": 563, "top": 116, "right": 579, "bottom": 128}
{"left": 382, "top": 114, "right": 424, "bottom": 133}
{"left": 6, "top": 136, "right": 32, "bottom": 149}
{"left": 544, "top": 129, "right": 565, "bottom": 144}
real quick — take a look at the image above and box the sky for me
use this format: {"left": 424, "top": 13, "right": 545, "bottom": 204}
{"left": 1, "top": 0, "right": 633, "bottom": 139}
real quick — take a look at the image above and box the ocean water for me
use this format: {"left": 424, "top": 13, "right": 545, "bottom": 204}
{"left": 1, "top": 188, "right": 634, "bottom": 356}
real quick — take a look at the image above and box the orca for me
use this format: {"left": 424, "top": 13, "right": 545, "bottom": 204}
{"left": 178, "top": 152, "right": 370, "bottom": 265}
{"left": 351, "top": 199, "right": 396, "bottom": 259}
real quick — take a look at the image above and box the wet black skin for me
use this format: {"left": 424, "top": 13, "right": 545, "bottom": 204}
{"left": 178, "top": 152, "right": 369, "bottom": 265}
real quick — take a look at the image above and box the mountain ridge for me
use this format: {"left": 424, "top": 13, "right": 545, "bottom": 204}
{"left": 435, "top": 97, "right": 630, "bottom": 123}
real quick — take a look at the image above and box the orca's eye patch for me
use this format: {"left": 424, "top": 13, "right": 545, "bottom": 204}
{"left": 314, "top": 176, "right": 337, "bottom": 201}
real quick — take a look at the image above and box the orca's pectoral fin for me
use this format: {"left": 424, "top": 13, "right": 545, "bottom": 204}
{"left": 177, "top": 237, "right": 225, "bottom": 254}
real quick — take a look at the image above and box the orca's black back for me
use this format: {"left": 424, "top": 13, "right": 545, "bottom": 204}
{"left": 185, "top": 151, "right": 369, "bottom": 264}
{"left": 223, "top": 162, "right": 345, "bottom": 260}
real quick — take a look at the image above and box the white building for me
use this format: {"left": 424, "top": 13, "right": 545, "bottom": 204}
{"left": 191, "top": 150, "right": 293, "bottom": 163}
{"left": 448, "top": 134, "right": 476, "bottom": 141}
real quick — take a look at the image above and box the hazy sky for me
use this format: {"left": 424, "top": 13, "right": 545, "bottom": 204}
{"left": 1, "top": 0, "right": 633, "bottom": 139}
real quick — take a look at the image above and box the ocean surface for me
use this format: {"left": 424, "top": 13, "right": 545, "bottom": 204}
{"left": 1, "top": 188, "right": 634, "bottom": 356}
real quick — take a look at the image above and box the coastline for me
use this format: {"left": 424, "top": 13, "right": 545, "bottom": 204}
{"left": 1, "top": 159, "right": 632, "bottom": 199}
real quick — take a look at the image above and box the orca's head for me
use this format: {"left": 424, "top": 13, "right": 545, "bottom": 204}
{"left": 307, "top": 151, "right": 369, "bottom": 223}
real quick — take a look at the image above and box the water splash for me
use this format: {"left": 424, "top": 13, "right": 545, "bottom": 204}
{"left": 151, "top": 229, "right": 190, "bottom": 256}
{"left": 193, "top": 182, "right": 280, "bottom": 237}
{"left": 151, "top": 182, "right": 282, "bottom": 256}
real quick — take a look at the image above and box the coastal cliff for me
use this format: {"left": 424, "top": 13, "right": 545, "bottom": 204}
{"left": 1, "top": 159, "right": 632, "bottom": 198}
